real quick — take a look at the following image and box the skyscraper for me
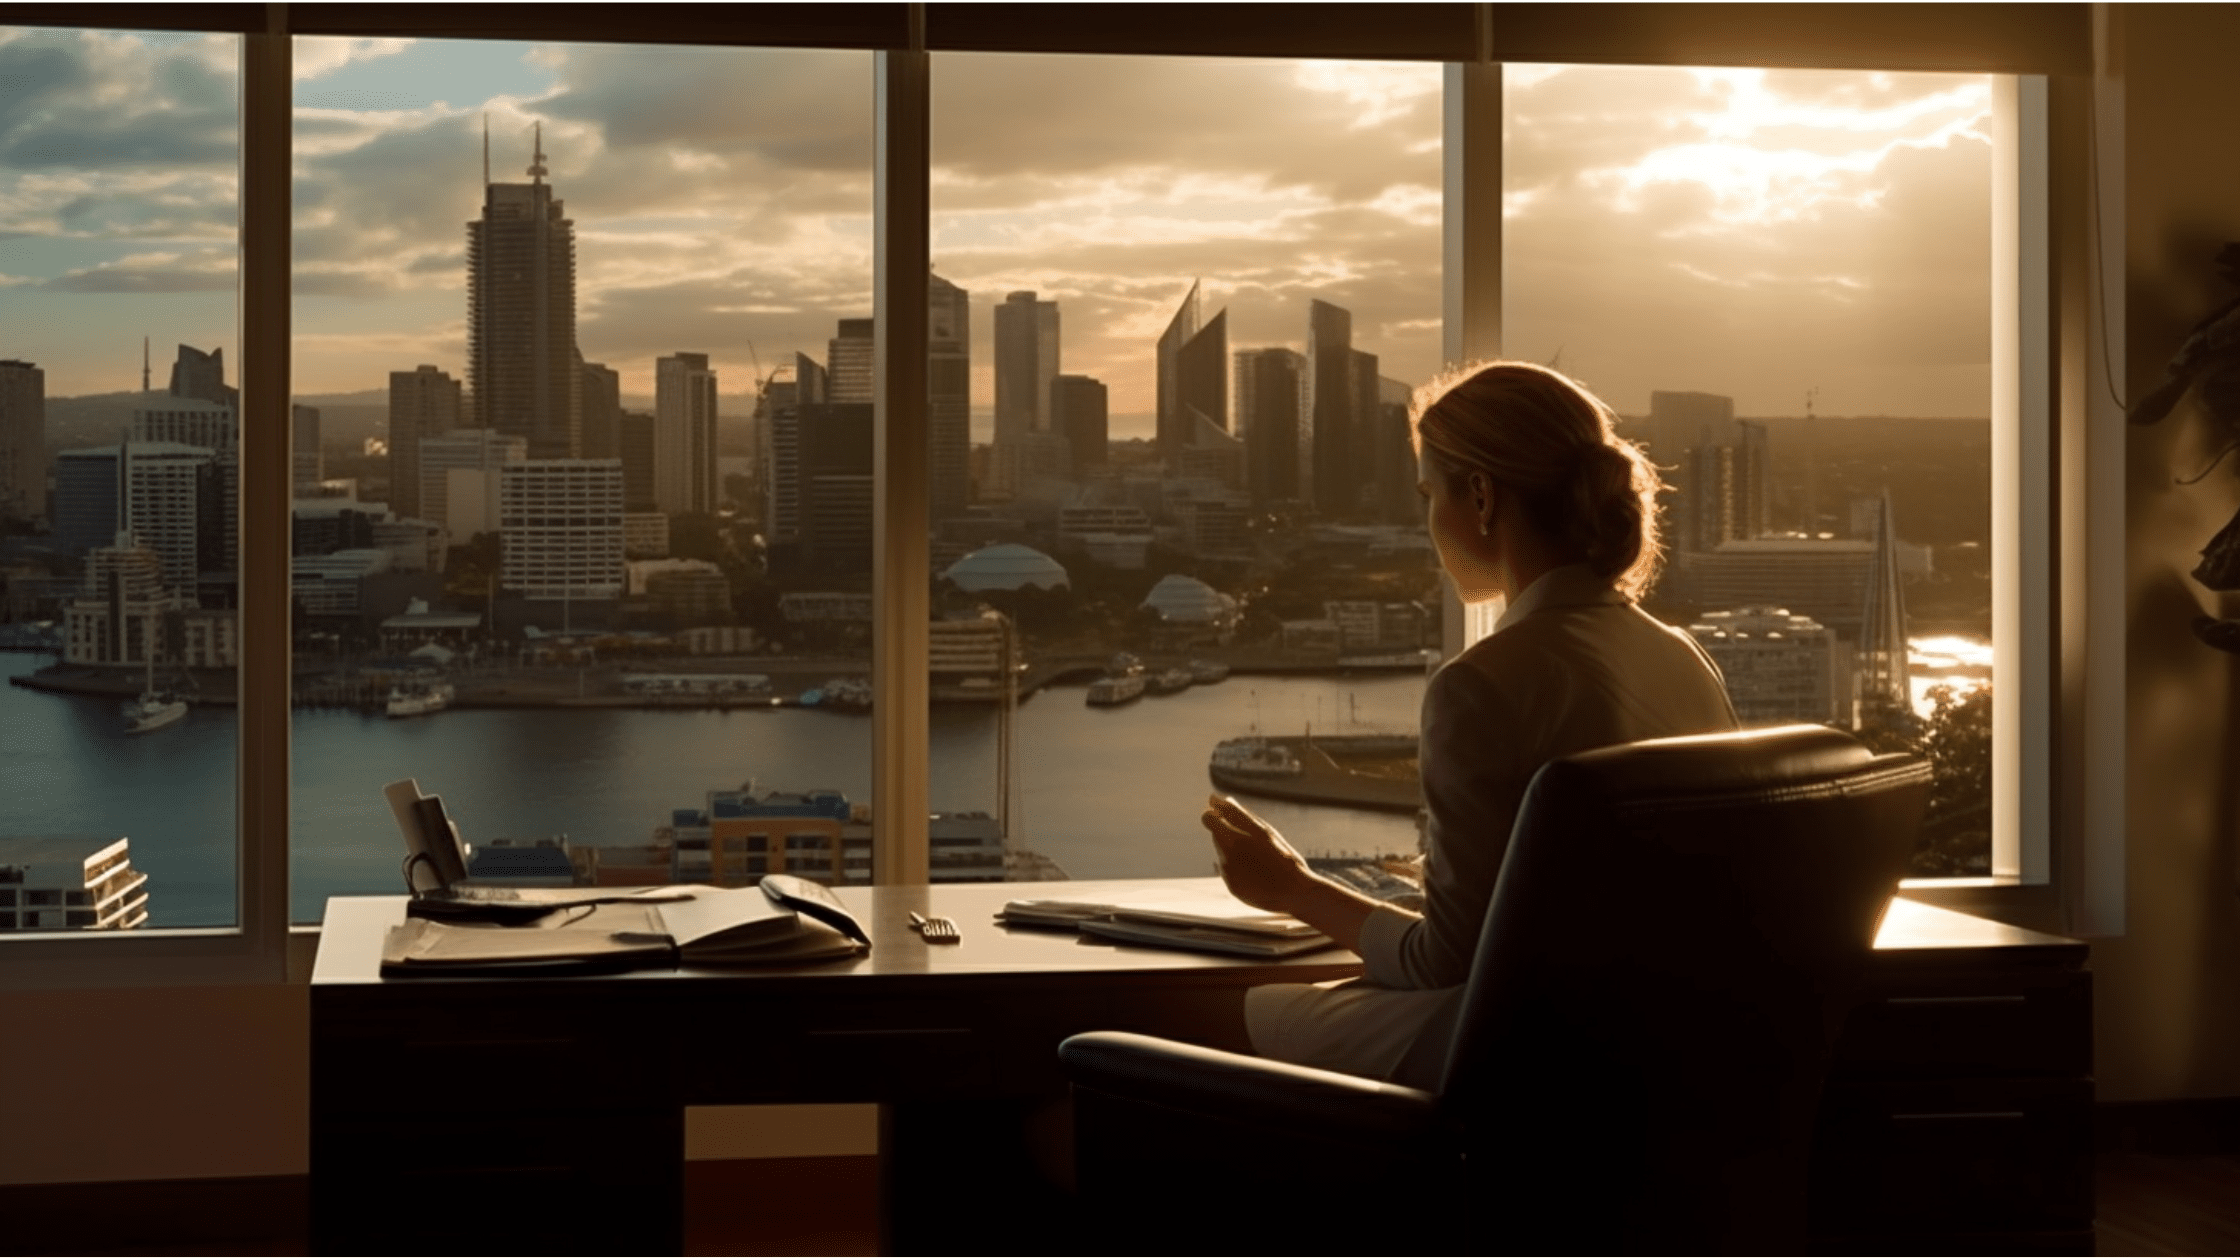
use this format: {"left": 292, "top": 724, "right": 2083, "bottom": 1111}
{"left": 498, "top": 459, "right": 625, "bottom": 601}
{"left": 293, "top": 404, "right": 323, "bottom": 492}
{"left": 1052, "top": 374, "right": 1109, "bottom": 474}
{"left": 827, "top": 319, "right": 873, "bottom": 404}
{"left": 1640, "top": 391, "right": 1769, "bottom": 553}
{"left": 1305, "top": 299, "right": 1356, "bottom": 515}
{"left": 167, "top": 344, "right": 236, "bottom": 407}
{"left": 0, "top": 359, "right": 46, "bottom": 523}
{"left": 1235, "top": 347, "right": 1307, "bottom": 506}
{"left": 1156, "top": 281, "right": 1201, "bottom": 461}
{"left": 994, "top": 291, "right": 1059, "bottom": 446}
{"left": 1177, "top": 308, "right": 1228, "bottom": 436}
{"left": 468, "top": 129, "right": 579, "bottom": 460}
{"left": 763, "top": 353, "right": 826, "bottom": 568}
{"left": 387, "top": 365, "right": 462, "bottom": 520}
{"left": 654, "top": 351, "right": 718, "bottom": 515}
{"left": 928, "top": 272, "right": 971, "bottom": 520}
{"left": 580, "top": 357, "right": 622, "bottom": 461}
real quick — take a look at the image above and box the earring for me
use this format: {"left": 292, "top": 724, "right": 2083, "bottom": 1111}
{"left": 1478, "top": 521, "right": 1489, "bottom": 536}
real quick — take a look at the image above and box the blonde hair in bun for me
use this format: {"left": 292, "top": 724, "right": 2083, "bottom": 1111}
{"left": 1409, "top": 360, "right": 1665, "bottom": 601}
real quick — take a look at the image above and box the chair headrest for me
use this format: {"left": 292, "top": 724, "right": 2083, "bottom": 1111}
{"left": 1553, "top": 723, "right": 1881, "bottom": 803}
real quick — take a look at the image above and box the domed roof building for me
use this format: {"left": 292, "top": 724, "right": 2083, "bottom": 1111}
{"left": 1140, "top": 574, "right": 1237, "bottom": 625}
{"left": 944, "top": 543, "right": 1070, "bottom": 593}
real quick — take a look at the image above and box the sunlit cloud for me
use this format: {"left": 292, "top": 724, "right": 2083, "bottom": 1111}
{"left": 294, "top": 37, "right": 412, "bottom": 83}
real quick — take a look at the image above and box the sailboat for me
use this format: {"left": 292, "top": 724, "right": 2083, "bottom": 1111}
{"left": 122, "top": 644, "right": 186, "bottom": 735}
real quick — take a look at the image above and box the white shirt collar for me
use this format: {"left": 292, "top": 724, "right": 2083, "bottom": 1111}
{"left": 1491, "top": 564, "right": 1625, "bottom": 634}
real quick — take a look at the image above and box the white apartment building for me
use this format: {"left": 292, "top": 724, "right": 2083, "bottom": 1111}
{"left": 1688, "top": 606, "right": 1848, "bottom": 725}
{"left": 499, "top": 459, "right": 625, "bottom": 601}
{"left": 418, "top": 428, "right": 525, "bottom": 534}
{"left": 64, "top": 536, "right": 179, "bottom": 665}
{"left": 654, "top": 352, "right": 718, "bottom": 515}
{"left": 0, "top": 837, "right": 150, "bottom": 932}
{"left": 133, "top": 395, "right": 235, "bottom": 452}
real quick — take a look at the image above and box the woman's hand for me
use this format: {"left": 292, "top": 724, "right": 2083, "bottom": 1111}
{"left": 1200, "top": 794, "right": 1314, "bottom": 915}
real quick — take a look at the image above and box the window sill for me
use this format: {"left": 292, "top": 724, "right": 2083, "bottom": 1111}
{"left": 1897, "top": 876, "right": 2066, "bottom": 936}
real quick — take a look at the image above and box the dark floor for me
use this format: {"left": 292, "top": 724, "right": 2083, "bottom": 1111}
{"left": 6, "top": 1147, "right": 2239, "bottom": 1255}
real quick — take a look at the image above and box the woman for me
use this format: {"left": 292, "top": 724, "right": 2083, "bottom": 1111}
{"left": 1202, "top": 360, "right": 1740, "bottom": 1089}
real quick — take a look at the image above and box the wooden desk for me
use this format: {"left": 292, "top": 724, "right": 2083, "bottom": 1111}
{"left": 308, "top": 883, "right": 2091, "bottom": 1255}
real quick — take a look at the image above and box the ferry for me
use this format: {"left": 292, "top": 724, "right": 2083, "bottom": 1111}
{"left": 1187, "top": 659, "right": 1230, "bottom": 685}
{"left": 386, "top": 681, "right": 455, "bottom": 718}
{"left": 1085, "top": 674, "right": 1147, "bottom": 706}
{"left": 1146, "top": 667, "right": 1194, "bottom": 696}
{"left": 1208, "top": 737, "right": 1303, "bottom": 778}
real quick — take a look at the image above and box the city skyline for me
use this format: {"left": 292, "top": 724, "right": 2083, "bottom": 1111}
{"left": 2, "top": 29, "right": 1993, "bottom": 423}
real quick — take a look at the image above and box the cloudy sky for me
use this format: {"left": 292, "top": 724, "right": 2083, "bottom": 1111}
{"left": 0, "top": 27, "right": 1992, "bottom": 427}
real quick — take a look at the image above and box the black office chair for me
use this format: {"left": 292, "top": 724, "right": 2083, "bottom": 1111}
{"left": 1059, "top": 725, "right": 1931, "bottom": 1256}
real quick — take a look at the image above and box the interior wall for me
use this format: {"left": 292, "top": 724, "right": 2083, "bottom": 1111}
{"left": 2097, "top": 3, "right": 2240, "bottom": 1102}
{"left": 0, "top": 985, "right": 307, "bottom": 1186}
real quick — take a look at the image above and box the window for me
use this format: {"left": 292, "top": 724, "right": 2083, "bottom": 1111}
{"left": 924, "top": 51, "right": 1444, "bottom": 880}
{"left": 0, "top": 25, "right": 242, "bottom": 930}
{"left": 3, "top": 9, "right": 2114, "bottom": 984}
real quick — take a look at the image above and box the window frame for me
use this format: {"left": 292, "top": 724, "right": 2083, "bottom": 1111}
{"left": 0, "top": 2, "right": 2115, "bottom": 990}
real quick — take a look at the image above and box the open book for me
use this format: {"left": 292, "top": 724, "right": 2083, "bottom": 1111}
{"left": 998, "top": 890, "right": 1337, "bottom": 959}
{"left": 381, "top": 882, "right": 867, "bottom": 974}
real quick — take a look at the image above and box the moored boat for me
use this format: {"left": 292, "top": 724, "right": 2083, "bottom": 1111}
{"left": 1085, "top": 674, "right": 1147, "bottom": 706}
{"left": 122, "top": 691, "right": 187, "bottom": 734}
{"left": 1187, "top": 659, "right": 1229, "bottom": 685}
{"left": 386, "top": 681, "right": 454, "bottom": 718}
{"left": 1147, "top": 667, "right": 1193, "bottom": 696}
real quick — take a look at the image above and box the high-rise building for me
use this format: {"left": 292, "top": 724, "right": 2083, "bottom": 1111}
{"left": 53, "top": 442, "right": 220, "bottom": 593}
{"left": 827, "top": 319, "right": 873, "bottom": 404}
{"left": 1638, "top": 391, "right": 1769, "bottom": 553}
{"left": 1052, "top": 374, "right": 1108, "bottom": 474}
{"left": 1177, "top": 307, "right": 1229, "bottom": 438}
{"left": 387, "top": 365, "right": 463, "bottom": 520}
{"left": 618, "top": 411, "right": 657, "bottom": 513}
{"left": 1370, "top": 374, "right": 1416, "bottom": 524}
{"left": 468, "top": 130, "right": 579, "bottom": 460}
{"left": 994, "top": 291, "right": 1060, "bottom": 447}
{"left": 763, "top": 353, "right": 826, "bottom": 567}
{"left": 0, "top": 359, "right": 46, "bottom": 523}
{"left": 1156, "top": 281, "right": 1201, "bottom": 461}
{"left": 580, "top": 357, "right": 622, "bottom": 461}
{"left": 1688, "top": 607, "right": 1845, "bottom": 724}
{"left": 1235, "top": 347, "right": 1308, "bottom": 506}
{"left": 1306, "top": 299, "right": 1357, "bottom": 516}
{"left": 798, "top": 403, "right": 875, "bottom": 575}
{"left": 133, "top": 396, "right": 235, "bottom": 453}
{"left": 654, "top": 352, "right": 718, "bottom": 515}
{"left": 498, "top": 459, "right": 625, "bottom": 600}
{"left": 418, "top": 428, "right": 526, "bottom": 536}
{"left": 293, "top": 404, "right": 323, "bottom": 492}
{"left": 64, "top": 534, "right": 174, "bottom": 666}
{"left": 167, "top": 343, "right": 236, "bottom": 407}
{"left": 929, "top": 273, "right": 971, "bottom": 519}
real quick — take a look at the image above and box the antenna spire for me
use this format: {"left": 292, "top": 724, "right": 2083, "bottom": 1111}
{"left": 141, "top": 336, "right": 149, "bottom": 393}
{"left": 527, "top": 122, "right": 548, "bottom": 184}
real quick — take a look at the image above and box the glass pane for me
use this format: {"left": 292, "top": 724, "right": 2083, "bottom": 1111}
{"left": 0, "top": 27, "right": 241, "bottom": 931}
{"left": 289, "top": 38, "right": 874, "bottom": 918}
{"left": 1504, "top": 65, "right": 1995, "bottom": 875}
{"left": 927, "top": 54, "right": 1443, "bottom": 886}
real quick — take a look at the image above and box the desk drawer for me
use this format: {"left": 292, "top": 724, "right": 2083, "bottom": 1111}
{"left": 1811, "top": 1076, "right": 2093, "bottom": 1234}
{"left": 1834, "top": 969, "right": 2090, "bottom": 1079}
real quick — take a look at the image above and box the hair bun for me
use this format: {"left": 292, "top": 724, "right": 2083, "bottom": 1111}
{"left": 1568, "top": 440, "right": 1650, "bottom": 579}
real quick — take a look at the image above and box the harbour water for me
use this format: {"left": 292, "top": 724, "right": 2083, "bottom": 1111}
{"left": 3, "top": 635, "right": 1993, "bottom": 928}
{"left": 2, "top": 651, "right": 1428, "bottom": 926}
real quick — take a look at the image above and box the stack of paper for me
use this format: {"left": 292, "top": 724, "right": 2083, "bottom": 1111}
{"left": 998, "top": 891, "right": 1337, "bottom": 958}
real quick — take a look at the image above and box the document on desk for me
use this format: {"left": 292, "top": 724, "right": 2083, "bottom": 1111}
{"left": 380, "top": 885, "right": 865, "bottom": 974}
{"left": 998, "top": 889, "right": 1337, "bottom": 958}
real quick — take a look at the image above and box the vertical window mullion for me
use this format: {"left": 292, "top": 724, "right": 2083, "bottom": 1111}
{"left": 238, "top": 13, "right": 291, "bottom": 971}
{"left": 873, "top": 30, "right": 931, "bottom": 886}
{"left": 1441, "top": 55, "right": 1504, "bottom": 657}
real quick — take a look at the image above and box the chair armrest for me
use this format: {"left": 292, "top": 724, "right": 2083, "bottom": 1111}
{"left": 1059, "top": 1030, "right": 1444, "bottom": 1144}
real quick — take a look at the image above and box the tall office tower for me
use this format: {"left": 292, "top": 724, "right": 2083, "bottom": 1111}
{"left": 798, "top": 402, "right": 875, "bottom": 575}
{"left": 468, "top": 130, "right": 579, "bottom": 460}
{"left": 498, "top": 458, "right": 625, "bottom": 600}
{"left": 133, "top": 395, "right": 235, "bottom": 452}
{"left": 993, "top": 291, "right": 1060, "bottom": 447}
{"left": 1155, "top": 280, "right": 1201, "bottom": 461}
{"left": 654, "top": 352, "right": 719, "bottom": 515}
{"left": 418, "top": 428, "right": 526, "bottom": 536}
{"left": 1371, "top": 375, "right": 1417, "bottom": 523}
{"left": 1176, "top": 307, "right": 1229, "bottom": 437}
{"left": 1641, "top": 391, "right": 1768, "bottom": 553}
{"left": 292, "top": 404, "right": 323, "bottom": 492}
{"left": 762, "top": 353, "right": 825, "bottom": 567}
{"left": 827, "top": 319, "right": 874, "bottom": 404}
{"left": 0, "top": 359, "right": 46, "bottom": 523}
{"left": 387, "top": 365, "right": 463, "bottom": 520}
{"left": 53, "top": 442, "right": 219, "bottom": 592}
{"left": 167, "top": 343, "right": 237, "bottom": 407}
{"left": 580, "top": 357, "right": 622, "bottom": 461}
{"left": 1305, "top": 299, "right": 1357, "bottom": 515}
{"left": 928, "top": 272, "right": 972, "bottom": 519}
{"left": 1052, "top": 374, "right": 1109, "bottom": 474}
{"left": 1235, "top": 347, "right": 1307, "bottom": 506}
{"left": 617, "top": 411, "right": 658, "bottom": 513}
